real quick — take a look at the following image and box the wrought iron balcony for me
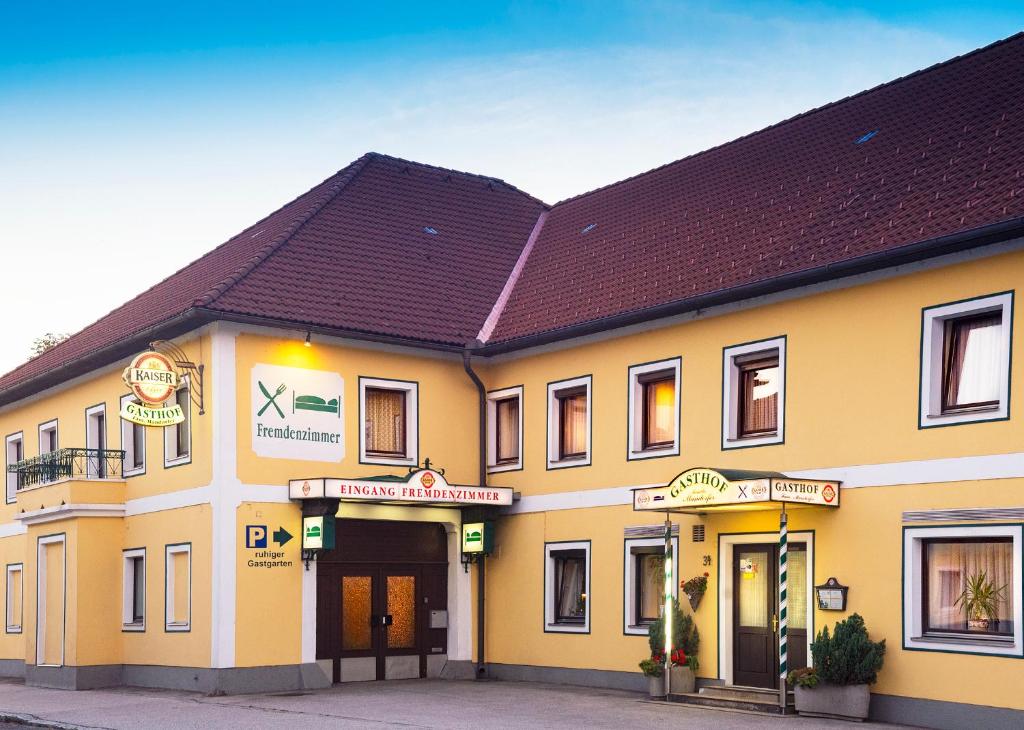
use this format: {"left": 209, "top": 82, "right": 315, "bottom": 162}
{"left": 7, "top": 448, "right": 125, "bottom": 490}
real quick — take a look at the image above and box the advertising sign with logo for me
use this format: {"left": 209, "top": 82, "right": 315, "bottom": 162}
{"left": 633, "top": 468, "right": 839, "bottom": 512}
{"left": 120, "top": 351, "right": 186, "bottom": 427}
{"left": 289, "top": 469, "right": 513, "bottom": 506}
{"left": 251, "top": 364, "right": 344, "bottom": 462}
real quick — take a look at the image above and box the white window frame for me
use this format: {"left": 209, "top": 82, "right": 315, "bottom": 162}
{"left": 85, "top": 403, "right": 106, "bottom": 479}
{"left": 5, "top": 432, "right": 23, "bottom": 504}
{"left": 546, "top": 375, "right": 592, "bottom": 469}
{"left": 165, "top": 543, "right": 191, "bottom": 632}
{"left": 628, "top": 358, "right": 681, "bottom": 460}
{"left": 722, "top": 337, "right": 786, "bottom": 449}
{"left": 38, "top": 419, "right": 58, "bottom": 455}
{"left": 358, "top": 377, "right": 419, "bottom": 467}
{"left": 903, "top": 524, "right": 1023, "bottom": 657}
{"left": 623, "top": 536, "right": 679, "bottom": 635}
{"left": 544, "top": 540, "right": 591, "bottom": 633}
{"left": 164, "top": 375, "right": 192, "bottom": 467}
{"left": 487, "top": 385, "right": 523, "bottom": 473}
{"left": 919, "top": 292, "right": 1013, "bottom": 428}
{"left": 120, "top": 394, "right": 146, "bottom": 477}
{"left": 122, "top": 548, "right": 146, "bottom": 631}
{"left": 6, "top": 563, "right": 23, "bottom": 634}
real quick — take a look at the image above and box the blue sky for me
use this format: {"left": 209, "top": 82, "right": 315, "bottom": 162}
{"left": 0, "top": 1, "right": 1021, "bottom": 373}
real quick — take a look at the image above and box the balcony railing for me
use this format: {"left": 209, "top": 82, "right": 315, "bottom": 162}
{"left": 7, "top": 448, "right": 125, "bottom": 490}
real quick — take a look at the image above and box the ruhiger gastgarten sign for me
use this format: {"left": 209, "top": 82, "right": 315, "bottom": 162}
{"left": 120, "top": 351, "right": 186, "bottom": 427}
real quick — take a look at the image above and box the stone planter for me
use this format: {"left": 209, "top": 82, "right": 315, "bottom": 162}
{"left": 669, "top": 665, "right": 695, "bottom": 694}
{"left": 794, "top": 683, "right": 870, "bottom": 721}
{"left": 647, "top": 675, "right": 665, "bottom": 699}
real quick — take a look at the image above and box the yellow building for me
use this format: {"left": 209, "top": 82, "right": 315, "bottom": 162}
{"left": 1, "top": 35, "right": 1023, "bottom": 729}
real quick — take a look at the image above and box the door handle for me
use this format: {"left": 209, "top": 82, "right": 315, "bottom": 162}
{"left": 771, "top": 614, "right": 779, "bottom": 634}
{"left": 383, "top": 614, "right": 394, "bottom": 626}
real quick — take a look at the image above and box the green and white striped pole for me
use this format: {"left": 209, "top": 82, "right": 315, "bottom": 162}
{"left": 778, "top": 508, "right": 788, "bottom": 711}
{"left": 664, "top": 513, "right": 673, "bottom": 697}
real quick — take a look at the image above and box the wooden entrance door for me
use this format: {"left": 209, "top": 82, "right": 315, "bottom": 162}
{"left": 316, "top": 519, "right": 448, "bottom": 682}
{"left": 732, "top": 542, "right": 808, "bottom": 688}
{"left": 733, "top": 544, "right": 778, "bottom": 688}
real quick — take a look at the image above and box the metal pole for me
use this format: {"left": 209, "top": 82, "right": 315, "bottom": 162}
{"left": 664, "top": 512, "right": 673, "bottom": 697}
{"left": 476, "top": 554, "right": 487, "bottom": 679}
{"left": 778, "top": 508, "right": 788, "bottom": 711}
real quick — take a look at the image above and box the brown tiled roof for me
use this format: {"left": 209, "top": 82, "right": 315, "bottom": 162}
{"left": 488, "top": 32, "right": 1024, "bottom": 343}
{"left": 3, "top": 34, "right": 1024, "bottom": 402}
{"left": 0, "top": 154, "right": 546, "bottom": 396}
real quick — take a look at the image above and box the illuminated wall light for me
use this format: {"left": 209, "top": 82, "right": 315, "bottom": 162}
{"left": 304, "top": 331, "right": 312, "bottom": 348}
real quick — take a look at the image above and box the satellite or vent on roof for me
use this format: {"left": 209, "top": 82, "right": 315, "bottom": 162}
{"left": 423, "top": 227, "right": 439, "bottom": 235}
{"left": 581, "top": 223, "right": 597, "bottom": 234}
{"left": 250, "top": 229, "right": 265, "bottom": 238}
{"left": 854, "top": 130, "right": 878, "bottom": 144}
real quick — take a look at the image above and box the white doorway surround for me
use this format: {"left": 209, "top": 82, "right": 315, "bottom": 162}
{"left": 717, "top": 530, "right": 814, "bottom": 685}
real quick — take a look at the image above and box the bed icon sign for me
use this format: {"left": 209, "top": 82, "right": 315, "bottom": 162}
{"left": 246, "top": 525, "right": 267, "bottom": 548}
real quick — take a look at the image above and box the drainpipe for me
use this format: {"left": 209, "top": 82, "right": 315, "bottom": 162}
{"left": 462, "top": 349, "right": 488, "bottom": 680}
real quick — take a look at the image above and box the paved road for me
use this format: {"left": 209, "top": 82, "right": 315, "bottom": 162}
{"left": 0, "top": 678, "right": 909, "bottom": 729}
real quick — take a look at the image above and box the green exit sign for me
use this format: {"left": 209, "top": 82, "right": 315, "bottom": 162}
{"left": 303, "top": 515, "right": 336, "bottom": 550}
{"left": 462, "top": 521, "right": 493, "bottom": 555}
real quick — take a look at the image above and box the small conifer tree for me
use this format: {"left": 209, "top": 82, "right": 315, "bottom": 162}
{"left": 810, "top": 613, "right": 885, "bottom": 685}
{"left": 648, "top": 597, "right": 699, "bottom": 667}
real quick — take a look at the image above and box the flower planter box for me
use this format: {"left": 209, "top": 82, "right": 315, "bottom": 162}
{"left": 647, "top": 675, "right": 665, "bottom": 699}
{"left": 794, "top": 683, "right": 870, "bottom": 721}
{"left": 684, "top": 591, "right": 703, "bottom": 612}
{"left": 669, "top": 666, "right": 695, "bottom": 694}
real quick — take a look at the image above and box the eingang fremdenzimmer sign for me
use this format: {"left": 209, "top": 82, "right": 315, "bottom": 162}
{"left": 251, "top": 363, "right": 344, "bottom": 462}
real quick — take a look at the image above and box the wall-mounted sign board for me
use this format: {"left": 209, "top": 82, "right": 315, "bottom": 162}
{"left": 120, "top": 351, "right": 185, "bottom": 426}
{"left": 289, "top": 469, "right": 513, "bottom": 507}
{"left": 815, "top": 577, "right": 849, "bottom": 611}
{"left": 633, "top": 468, "right": 840, "bottom": 512}
{"left": 252, "top": 364, "right": 344, "bottom": 463}
{"left": 461, "top": 521, "right": 494, "bottom": 555}
{"left": 302, "top": 514, "right": 336, "bottom": 551}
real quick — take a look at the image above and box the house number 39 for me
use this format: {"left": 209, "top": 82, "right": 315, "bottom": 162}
{"left": 702, "top": 555, "right": 712, "bottom": 566}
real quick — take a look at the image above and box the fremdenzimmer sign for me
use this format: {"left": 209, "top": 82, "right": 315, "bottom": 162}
{"left": 251, "top": 363, "right": 344, "bottom": 462}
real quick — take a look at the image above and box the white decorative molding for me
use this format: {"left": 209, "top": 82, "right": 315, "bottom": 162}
{"left": 16, "top": 503, "right": 125, "bottom": 526}
{"left": 903, "top": 507, "right": 1024, "bottom": 523}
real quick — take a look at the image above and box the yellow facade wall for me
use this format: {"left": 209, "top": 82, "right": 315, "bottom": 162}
{"left": 233, "top": 333, "right": 481, "bottom": 489}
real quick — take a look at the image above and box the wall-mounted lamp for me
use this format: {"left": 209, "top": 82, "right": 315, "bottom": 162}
{"left": 304, "top": 331, "right": 312, "bottom": 348}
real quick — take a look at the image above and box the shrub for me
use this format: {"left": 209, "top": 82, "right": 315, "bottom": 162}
{"left": 639, "top": 658, "right": 663, "bottom": 677}
{"left": 810, "top": 613, "right": 885, "bottom": 686}
{"left": 648, "top": 598, "right": 699, "bottom": 669}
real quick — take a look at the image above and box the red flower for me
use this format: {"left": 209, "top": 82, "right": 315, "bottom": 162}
{"left": 703, "top": 572, "right": 710, "bottom": 577}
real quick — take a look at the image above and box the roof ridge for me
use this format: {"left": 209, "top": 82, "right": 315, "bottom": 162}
{"left": 367, "top": 151, "right": 551, "bottom": 209}
{"left": 193, "top": 153, "right": 375, "bottom": 307}
{"left": 551, "top": 31, "right": 1024, "bottom": 208}
{"left": 476, "top": 210, "right": 549, "bottom": 343}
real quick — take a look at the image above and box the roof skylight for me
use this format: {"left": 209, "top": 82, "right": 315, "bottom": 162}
{"left": 854, "top": 130, "right": 878, "bottom": 144}
{"left": 423, "top": 227, "right": 439, "bottom": 235}
{"left": 581, "top": 223, "right": 597, "bottom": 234}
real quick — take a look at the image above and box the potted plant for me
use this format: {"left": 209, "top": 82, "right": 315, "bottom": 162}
{"left": 681, "top": 572, "right": 710, "bottom": 611}
{"left": 638, "top": 657, "right": 664, "bottom": 698}
{"left": 955, "top": 572, "right": 1006, "bottom": 631}
{"left": 646, "top": 598, "right": 700, "bottom": 694}
{"left": 788, "top": 613, "right": 885, "bottom": 721}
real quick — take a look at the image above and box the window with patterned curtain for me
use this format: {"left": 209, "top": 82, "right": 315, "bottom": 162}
{"left": 495, "top": 396, "right": 520, "bottom": 464}
{"left": 365, "top": 387, "right": 406, "bottom": 456}
{"left": 924, "top": 538, "right": 1013, "bottom": 636}
{"left": 557, "top": 388, "right": 587, "bottom": 459}
{"left": 738, "top": 355, "right": 779, "bottom": 437}
{"left": 641, "top": 372, "right": 675, "bottom": 449}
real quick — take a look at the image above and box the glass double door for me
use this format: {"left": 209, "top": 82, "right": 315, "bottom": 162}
{"left": 733, "top": 543, "right": 808, "bottom": 689}
{"left": 322, "top": 565, "right": 420, "bottom": 681}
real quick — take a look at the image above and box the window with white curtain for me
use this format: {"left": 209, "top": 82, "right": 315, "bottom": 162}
{"left": 5, "top": 433, "right": 23, "bottom": 504}
{"left": 545, "top": 541, "right": 590, "bottom": 633}
{"left": 722, "top": 337, "right": 786, "bottom": 449}
{"left": 920, "top": 292, "right": 1012, "bottom": 428}
{"left": 623, "top": 535, "right": 679, "bottom": 634}
{"left": 628, "top": 358, "right": 681, "bottom": 459}
{"left": 120, "top": 394, "right": 146, "bottom": 476}
{"left": 904, "top": 524, "right": 1022, "bottom": 656}
{"left": 487, "top": 386, "right": 523, "bottom": 472}
{"left": 546, "top": 376, "right": 591, "bottom": 468}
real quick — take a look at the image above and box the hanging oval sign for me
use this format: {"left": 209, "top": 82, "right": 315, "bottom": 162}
{"left": 123, "top": 351, "right": 179, "bottom": 405}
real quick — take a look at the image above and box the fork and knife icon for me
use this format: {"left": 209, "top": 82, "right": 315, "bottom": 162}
{"left": 258, "top": 381, "right": 287, "bottom": 418}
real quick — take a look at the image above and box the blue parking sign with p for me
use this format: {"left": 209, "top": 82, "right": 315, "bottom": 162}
{"left": 246, "top": 525, "right": 267, "bottom": 548}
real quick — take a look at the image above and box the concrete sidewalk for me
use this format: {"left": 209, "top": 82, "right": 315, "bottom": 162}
{"left": 0, "top": 677, "right": 908, "bottom": 729}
